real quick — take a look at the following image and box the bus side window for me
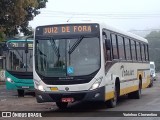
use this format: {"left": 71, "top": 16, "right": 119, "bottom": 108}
{"left": 103, "top": 30, "right": 112, "bottom": 61}
{"left": 131, "top": 40, "right": 136, "bottom": 61}
{"left": 136, "top": 42, "right": 141, "bottom": 61}
{"left": 124, "top": 38, "right": 131, "bottom": 60}
{"left": 144, "top": 44, "right": 149, "bottom": 61}
{"left": 117, "top": 35, "right": 125, "bottom": 60}
{"left": 111, "top": 34, "right": 118, "bottom": 59}
{"left": 141, "top": 43, "right": 145, "bottom": 61}
{"left": 146, "top": 44, "right": 149, "bottom": 61}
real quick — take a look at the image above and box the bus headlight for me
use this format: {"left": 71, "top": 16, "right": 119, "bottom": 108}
{"left": 34, "top": 80, "right": 45, "bottom": 92}
{"left": 6, "top": 77, "right": 14, "bottom": 83}
{"left": 38, "top": 85, "right": 45, "bottom": 91}
{"left": 89, "top": 77, "right": 103, "bottom": 90}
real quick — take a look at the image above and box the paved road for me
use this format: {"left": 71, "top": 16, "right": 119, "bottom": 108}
{"left": 0, "top": 74, "right": 160, "bottom": 120}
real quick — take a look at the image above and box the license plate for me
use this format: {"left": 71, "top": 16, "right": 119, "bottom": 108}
{"left": 22, "top": 86, "right": 29, "bottom": 89}
{"left": 61, "top": 98, "right": 74, "bottom": 102}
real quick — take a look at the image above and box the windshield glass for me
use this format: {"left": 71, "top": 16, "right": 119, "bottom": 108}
{"left": 35, "top": 37, "right": 100, "bottom": 77}
{"left": 6, "top": 42, "right": 33, "bottom": 72}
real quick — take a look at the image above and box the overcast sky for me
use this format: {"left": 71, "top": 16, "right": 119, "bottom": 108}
{"left": 29, "top": 0, "right": 160, "bottom": 32}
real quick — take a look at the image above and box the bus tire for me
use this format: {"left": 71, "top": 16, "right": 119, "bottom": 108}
{"left": 56, "top": 102, "right": 68, "bottom": 109}
{"left": 106, "top": 87, "right": 118, "bottom": 108}
{"left": 17, "top": 89, "right": 24, "bottom": 97}
{"left": 133, "top": 80, "right": 142, "bottom": 99}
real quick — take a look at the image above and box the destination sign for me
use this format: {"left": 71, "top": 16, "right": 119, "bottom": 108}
{"left": 8, "top": 42, "right": 33, "bottom": 49}
{"left": 36, "top": 24, "right": 99, "bottom": 36}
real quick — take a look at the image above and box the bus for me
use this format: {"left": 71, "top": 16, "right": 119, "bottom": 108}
{"left": 4, "top": 37, "right": 34, "bottom": 97}
{"left": 33, "top": 21, "right": 150, "bottom": 109}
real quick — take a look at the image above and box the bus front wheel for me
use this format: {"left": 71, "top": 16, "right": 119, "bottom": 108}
{"left": 17, "top": 89, "right": 24, "bottom": 97}
{"left": 106, "top": 88, "right": 118, "bottom": 108}
{"left": 56, "top": 102, "right": 68, "bottom": 109}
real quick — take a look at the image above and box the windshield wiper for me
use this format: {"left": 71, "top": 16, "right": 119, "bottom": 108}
{"left": 50, "top": 39, "right": 60, "bottom": 58}
{"left": 68, "top": 36, "right": 84, "bottom": 54}
{"left": 38, "top": 49, "right": 47, "bottom": 57}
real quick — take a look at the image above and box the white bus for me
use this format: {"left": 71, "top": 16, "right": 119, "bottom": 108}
{"left": 33, "top": 21, "right": 150, "bottom": 109}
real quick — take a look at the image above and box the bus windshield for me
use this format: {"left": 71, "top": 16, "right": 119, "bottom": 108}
{"left": 35, "top": 37, "right": 100, "bottom": 77}
{"left": 6, "top": 42, "right": 33, "bottom": 72}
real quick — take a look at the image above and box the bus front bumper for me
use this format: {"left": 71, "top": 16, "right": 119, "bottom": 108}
{"left": 6, "top": 81, "right": 34, "bottom": 90}
{"left": 35, "top": 86, "right": 105, "bottom": 103}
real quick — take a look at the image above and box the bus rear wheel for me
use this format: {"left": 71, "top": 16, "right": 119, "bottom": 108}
{"left": 128, "top": 80, "right": 142, "bottom": 99}
{"left": 56, "top": 102, "right": 68, "bottom": 109}
{"left": 17, "top": 89, "right": 24, "bottom": 97}
{"left": 133, "top": 81, "right": 142, "bottom": 99}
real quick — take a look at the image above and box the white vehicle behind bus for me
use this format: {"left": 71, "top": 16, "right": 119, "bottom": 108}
{"left": 150, "top": 61, "right": 156, "bottom": 81}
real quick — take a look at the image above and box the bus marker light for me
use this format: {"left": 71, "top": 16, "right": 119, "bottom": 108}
{"left": 94, "top": 93, "right": 100, "bottom": 98}
{"left": 38, "top": 95, "right": 43, "bottom": 100}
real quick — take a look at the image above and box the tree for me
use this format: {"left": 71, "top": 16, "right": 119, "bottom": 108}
{"left": 0, "top": 0, "right": 48, "bottom": 40}
{"left": 145, "top": 31, "right": 160, "bottom": 72}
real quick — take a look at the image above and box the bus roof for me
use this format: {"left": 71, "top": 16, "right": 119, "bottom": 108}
{"left": 6, "top": 36, "right": 33, "bottom": 43}
{"left": 36, "top": 20, "right": 148, "bottom": 43}
{"left": 6, "top": 39, "right": 33, "bottom": 43}
{"left": 100, "top": 22, "right": 148, "bottom": 43}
